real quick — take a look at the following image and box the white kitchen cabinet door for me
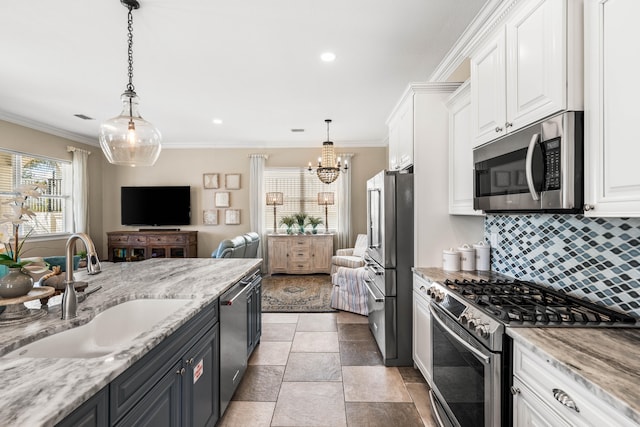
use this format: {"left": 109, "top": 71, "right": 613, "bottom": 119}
{"left": 412, "top": 275, "right": 432, "bottom": 385}
{"left": 512, "top": 378, "right": 572, "bottom": 427}
{"left": 505, "top": 0, "right": 565, "bottom": 131}
{"left": 388, "top": 117, "right": 400, "bottom": 171}
{"left": 471, "top": 31, "right": 506, "bottom": 147}
{"left": 447, "top": 81, "right": 483, "bottom": 216}
{"left": 471, "top": 0, "right": 582, "bottom": 148}
{"left": 584, "top": 0, "right": 640, "bottom": 217}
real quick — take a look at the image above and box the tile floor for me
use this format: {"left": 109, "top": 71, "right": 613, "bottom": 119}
{"left": 217, "top": 312, "right": 436, "bottom": 427}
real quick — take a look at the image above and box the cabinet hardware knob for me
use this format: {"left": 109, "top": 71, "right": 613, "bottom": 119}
{"left": 510, "top": 386, "right": 521, "bottom": 395}
{"left": 505, "top": 121, "right": 513, "bottom": 128}
{"left": 583, "top": 204, "right": 594, "bottom": 211}
{"left": 495, "top": 126, "right": 503, "bottom": 132}
{"left": 552, "top": 388, "right": 579, "bottom": 412}
{"left": 187, "top": 358, "right": 194, "bottom": 366}
{"left": 177, "top": 367, "right": 186, "bottom": 376}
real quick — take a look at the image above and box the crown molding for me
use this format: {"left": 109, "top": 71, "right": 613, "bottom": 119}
{"left": 429, "top": 0, "right": 523, "bottom": 82}
{"left": 0, "top": 110, "right": 98, "bottom": 146}
{"left": 161, "top": 138, "right": 386, "bottom": 150}
{"left": 386, "top": 82, "right": 462, "bottom": 125}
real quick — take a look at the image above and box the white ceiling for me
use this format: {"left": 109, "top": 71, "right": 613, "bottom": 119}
{"left": 0, "top": 0, "right": 487, "bottom": 149}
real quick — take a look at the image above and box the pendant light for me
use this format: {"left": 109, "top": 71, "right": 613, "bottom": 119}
{"left": 307, "top": 119, "right": 348, "bottom": 184}
{"left": 99, "top": 0, "right": 161, "bottom": 167}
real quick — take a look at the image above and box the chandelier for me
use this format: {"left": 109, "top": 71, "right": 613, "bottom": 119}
{"left": 99, "top": 0, "right": 162, "bottom": 167}
{"left": 308, "top": 119, "right": 348, "bottom": 184}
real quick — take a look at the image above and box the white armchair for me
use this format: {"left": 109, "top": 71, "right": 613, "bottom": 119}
{"left": 330, "top": 234, "right": 367, "bottom": 275}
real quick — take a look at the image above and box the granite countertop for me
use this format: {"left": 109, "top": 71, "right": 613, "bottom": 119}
{"left": 0, "top": 258, "right": 261, "bottom": 427}
{"left": 413, "top": 266, "right": 640, "bottom": 424}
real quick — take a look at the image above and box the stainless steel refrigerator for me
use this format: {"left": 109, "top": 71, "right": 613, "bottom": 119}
{"left": 364, "top": 169, "right": 414, "bottom": 366}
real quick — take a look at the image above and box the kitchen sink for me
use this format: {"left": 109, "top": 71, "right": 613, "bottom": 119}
{"left": 4, "top": 299, "right": 192, "bottom": 359}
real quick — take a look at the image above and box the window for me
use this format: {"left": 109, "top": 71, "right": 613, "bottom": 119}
{"left": 264, "top": 168, "right": 339, "bottom": 233}
{"left": 0, "top": 150, "right": 72, "bottom": 237}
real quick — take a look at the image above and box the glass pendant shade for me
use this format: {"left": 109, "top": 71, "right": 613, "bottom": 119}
{"left": 99, "top": 92, "right": 162, "bottom": 167}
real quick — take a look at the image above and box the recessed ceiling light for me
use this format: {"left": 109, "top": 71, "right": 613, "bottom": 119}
{"left": 320, "top": 52, "right": 336, "bottom": 62}
{"left": 74, "top": 114, "right": 94, "bottom": 120}
{"left": 212, "top": 118, "right": 223, "bottom": 125}
{"left": 291, "top": 129, "right": 305, "bottom": 133}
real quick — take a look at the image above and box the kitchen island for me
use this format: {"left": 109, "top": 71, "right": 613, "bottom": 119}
{"left": 0, "top": 258, "right": 261, "bottom": 427}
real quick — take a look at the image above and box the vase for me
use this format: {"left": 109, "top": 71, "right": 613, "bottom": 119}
{"left": 298, "top": 225, "right": 305, "bottom": 234}
{"left": 0, "top": 267, "right": 34, "bottom": 299}
{"left": 312, "top": 227, "right": 318, "bottom": 234}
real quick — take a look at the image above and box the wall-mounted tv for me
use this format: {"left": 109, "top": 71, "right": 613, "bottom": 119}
{"left": 121, "top": 186, "right": 191, "bottom": 226}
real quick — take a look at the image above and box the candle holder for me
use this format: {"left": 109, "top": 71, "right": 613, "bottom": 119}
{"left": 266, "top": 192, "right": 284, "bottom": 233}
{"left": 317, "top": 192, "right": 335, "bottom": 233}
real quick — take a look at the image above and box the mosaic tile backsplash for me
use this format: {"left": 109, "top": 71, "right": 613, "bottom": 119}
{"left": 485, "top": 215, "right": 640, "bottom": 318}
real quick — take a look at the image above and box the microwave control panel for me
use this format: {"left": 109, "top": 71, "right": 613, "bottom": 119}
{"left": 543, "top": 138, "right": 561, "bottom": 190}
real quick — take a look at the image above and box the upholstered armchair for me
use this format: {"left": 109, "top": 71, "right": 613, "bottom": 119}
{"left": 243, "top": 232, "right": 260, "bottom": 258}
{"left": 330, "top": 266, "right": 368, "bottom": 315}
{"left": 330, "top": 234, "right": 367, "bottom": 275}
{"left": 211, "top": 236, "right": 247, "bottom": 258}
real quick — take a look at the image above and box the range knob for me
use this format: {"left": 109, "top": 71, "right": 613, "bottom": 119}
{"left": 468, "top": 318, "right": 481, "bottom": 329}
{"left": 476, "top": 324, "right": 490, "bottom": 339}
{"left": 434, "top": 291, "right": 444, "bottom": 303}
{"left": 460, "top": 313, "right": 471, "bottom": 325}
{"left": 428, "top": 286, "right": 437, "bottom": 299}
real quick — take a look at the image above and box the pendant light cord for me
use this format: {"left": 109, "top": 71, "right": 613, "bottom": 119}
{"left": 126, "top": 6, "right": 135, "bottom": 93}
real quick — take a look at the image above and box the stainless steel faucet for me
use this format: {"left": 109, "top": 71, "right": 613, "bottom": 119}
{"left": 61, "top": 233, "right": 102, "bottom": 320}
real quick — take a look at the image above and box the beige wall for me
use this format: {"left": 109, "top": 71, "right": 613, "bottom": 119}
{"left": 0, "top": 120, "right": 104, "bottom": 258}
{"left": 101, "top": 146, "right": 387, "bottom": 258}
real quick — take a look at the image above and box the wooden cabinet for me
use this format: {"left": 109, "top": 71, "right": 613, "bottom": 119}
{"left": 267, "top": 234, "right": 333, "bottom": 275}
{"left": 107, "top": 231, "right": 197, "bottom": 262}
{"left": 471, "top": 0, "right": 583, "bottom": 147}
{"left": 388, "top": 93, "right": 414, "bottom": 171}
{"left": 584, "top": 0, "right": 640, "bottom": 217}
{"left": 412, "top": 274, "right": 432, "bottom": 386}
{"left": 446, "top": 81, "right": 483, "bottom": 216}
{"left": 512, "top": 340, "right": 637, "bottom": 427}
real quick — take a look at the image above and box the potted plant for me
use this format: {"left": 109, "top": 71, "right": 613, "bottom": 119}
{"left": 279, "top": 216, "right": 296, "bottom": 234}
{"left": 305, "top": 216, "right": 323, "bottom": 234}
{"left": 77, "top": 250, "right": 88, "bottom": 268}
{"left": 293, "top": 213, "right": 308, "bottom": 234}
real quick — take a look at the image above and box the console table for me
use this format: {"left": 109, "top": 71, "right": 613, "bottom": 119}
{"left": 267, "top": 234, "right": 333, "bottom": 275}
{"left": 107, "top": 231, "right": 198, "bottom": 262}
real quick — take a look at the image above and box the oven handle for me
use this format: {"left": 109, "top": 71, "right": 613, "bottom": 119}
{"left": 525, "top": 133, "right": 541, "bottom": 201}
{"left": 430, "top": 305, "right": 490, "bottom": 364}
{"left": 364, "top": 278, "right": 384, "bottom": 302}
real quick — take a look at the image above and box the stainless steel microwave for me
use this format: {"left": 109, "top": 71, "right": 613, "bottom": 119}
{"left": 473, "top": 111, "right": 583, "bottom": 213}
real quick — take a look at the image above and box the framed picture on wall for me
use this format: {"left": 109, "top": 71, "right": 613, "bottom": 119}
{"left": 225, "top": 209, "right": 240, "bottom": 225}
{"left": 225, "top": 173, "right": 241, "bottom": 190}
{"left": 215, "top": 191, "right": 230, "bottom": 208}
{"left": 203, "top": 209, "right": 218, "bottom": 225}
{"left": 203, "top": 173, "right": 219, "bottom": 189}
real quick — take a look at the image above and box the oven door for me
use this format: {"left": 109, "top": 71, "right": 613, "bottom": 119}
{"left": 429, "top": 303, "right": 502, "bottom": 427}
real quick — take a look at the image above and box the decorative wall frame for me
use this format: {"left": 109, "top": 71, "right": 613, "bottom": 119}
{"left": 203, "top": 173, "right": 219, "bottom": 189}
{"left": 215, "top": 191, "right": 230, "bottom": 207}
{"left": 225, "top": 209, "right": 241, "bottom": 225}
{"left": 203, "top": 209, "right": 218, "bottom": 225}
{"left": 225, "top": 173, "right": 241, "bottom": 190}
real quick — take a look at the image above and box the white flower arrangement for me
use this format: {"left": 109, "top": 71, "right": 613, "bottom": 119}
{"left": 0, "top": 183, "right": 46, "bottom": 268}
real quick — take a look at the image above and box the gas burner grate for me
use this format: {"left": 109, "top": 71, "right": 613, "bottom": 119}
{"left": 444, "top": 278, "right": 636, "bottom": 326}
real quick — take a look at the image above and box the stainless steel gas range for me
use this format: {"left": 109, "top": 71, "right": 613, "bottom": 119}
{"left": 426, "top": 278, "right": 637, "bottom": 427}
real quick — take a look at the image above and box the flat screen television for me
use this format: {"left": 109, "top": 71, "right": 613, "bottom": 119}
{"left": 121, "top": 186, "right": 191, "bottom": 226}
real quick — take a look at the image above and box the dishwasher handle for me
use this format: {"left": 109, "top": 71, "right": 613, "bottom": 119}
{"left": 221, "top": 285, "right": 246, "bottom": 306}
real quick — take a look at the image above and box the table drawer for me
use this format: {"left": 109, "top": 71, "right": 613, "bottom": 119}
{"left": 148, "top": 235, "right": 186, "bottom": 244}
{"left": 290, "top": 238, "right": 310, "bottom": 249}
{"left": 290, "top": 248, "right": 310, "bottom": 260}
{"left": 109, "top": 234, "right": 131, "bottom": 243}
{"left": 288, "top": 261, "right": 311, "bottom": 273}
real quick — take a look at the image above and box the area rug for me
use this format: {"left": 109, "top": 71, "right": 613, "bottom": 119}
{"left": 261, "top": 274, "right": 336, "bottom": 313}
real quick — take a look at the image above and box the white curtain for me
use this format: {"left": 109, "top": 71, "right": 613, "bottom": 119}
{"left": 249, "top": 154, "right": 268, "bottom": 264}
{"left": 67, "top": 146, "right": 90, "bottom": 234}
{"left": 337, "top": 153, "right": 353, "bottom": 249}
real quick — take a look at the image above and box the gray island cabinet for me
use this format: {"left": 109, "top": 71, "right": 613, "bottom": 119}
{"left": 0, "top": 258, "right": 261, "bottom": 427}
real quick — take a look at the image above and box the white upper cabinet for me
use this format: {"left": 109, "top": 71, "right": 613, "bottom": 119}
{"left": 584, "top": 0, "right": 640, "bottom": 217}
{"left": 446, "top": 81, "right": 483, "bottom": 216}
{"left": 471, "top": 0, "right": 583, "bottom": 147}
{"left": 388, "top": 93, "right": 414, "bottom": 171}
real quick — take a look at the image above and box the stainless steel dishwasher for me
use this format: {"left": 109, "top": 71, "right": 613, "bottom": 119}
{"left": 219, "top": 271, "right": 255, "bottom": 415}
